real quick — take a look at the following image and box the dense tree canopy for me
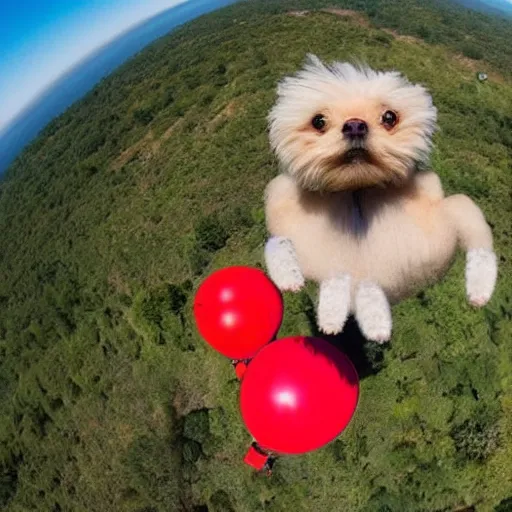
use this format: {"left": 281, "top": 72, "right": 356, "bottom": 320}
{"left": 0, "top": 1, "right": 511, "bottom": 510}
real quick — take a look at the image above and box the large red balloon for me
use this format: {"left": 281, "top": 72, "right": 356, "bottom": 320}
{"left": 240, "top": 336, "right": 359, "bottom": 455}
{"left": 193, "top": 266, "right": 283, "bottom": 360}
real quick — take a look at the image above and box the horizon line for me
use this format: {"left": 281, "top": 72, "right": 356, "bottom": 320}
{"left": 0, "top": 0, "right": 191, "bottom": 137}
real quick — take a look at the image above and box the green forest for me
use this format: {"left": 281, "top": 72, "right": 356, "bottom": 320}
{"left": 1, "top": 0, "right": 511, "bottom": 510}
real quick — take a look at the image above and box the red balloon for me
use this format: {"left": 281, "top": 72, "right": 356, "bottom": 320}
{"left": 240, "top": 336, "right": 359, "bottom": 455}
{"left": 193, "top": 266, "right": 283, "bottom": 360}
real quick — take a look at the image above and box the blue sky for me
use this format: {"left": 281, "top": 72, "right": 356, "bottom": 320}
{"left": 0, "top": 0, "right": 187, "bottom": 131}
{"left": 1, "top": 0, "right": 511, "bottom": 133}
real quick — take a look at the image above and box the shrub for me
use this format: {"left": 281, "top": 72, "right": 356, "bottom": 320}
{"left": 329, "top": 439, "right": 346, "bottom": 462}
{"left": 168, "top": 284, "right": 188, "bottom": 316}
{"left": 451, "top": 418, "right": 500, "bottom": 462}
{"left": 461, "top": 44, "right": 483, "bottom": 60}
{"left": 199, "top": 93, "right": 215, "bottom": 106}
{"left": 183, "top": 409, "right": 210, "bottom": 444}
{"left": 187, "top": 245, "right": 211, "bottom": 276}
{"left": 194, "top": 215, "right": 229, "bottom": 252}
{"left": 133, "top": 108, "right": 154, "bottom": 125}
{"left": 495, "top": 497, "right": 512, "bottom": 512}
{"left": 210, "top": 490, "right": 235, "bottom": 512}
{"left": 140, "top": 293, "right": 164, "bottom": 326}
{"left": 162, "top": 87, "right": 174, "bottom": 107}
{"left": 416, "top": 25, "right": 431, "bottom": 40}
{"left": 0, "top": 458, "right": 19, "bottom": 507}
{"left": 182, "top": 440, "right": 202, "bottom": 463}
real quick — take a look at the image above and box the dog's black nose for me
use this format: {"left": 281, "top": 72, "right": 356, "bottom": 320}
{"left": 342, "top": 119, "right": 368, "bottom": 139}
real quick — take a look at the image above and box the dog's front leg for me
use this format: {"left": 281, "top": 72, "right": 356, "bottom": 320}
{"left": 264, "top": 236, "right": 305, "bottom": 292}
{"left": 317, "top": 275, "right": 352, "bottom": 335}
{"left": 442, "top": 194, "right": 497, "bottom": 307}
{"left": 354, "top": 281, "right": 392, "bottom": 343}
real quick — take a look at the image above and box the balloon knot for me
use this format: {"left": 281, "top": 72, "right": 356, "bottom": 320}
{"left": 244, "top": 442, "right": 275, "bottom": 472}
{"left": 232, "top": 360, "right": 250, "bottom": 380}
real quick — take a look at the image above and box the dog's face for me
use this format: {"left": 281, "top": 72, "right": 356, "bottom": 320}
{"left": 268, "top": 55, "right": 437, "bottom": 191}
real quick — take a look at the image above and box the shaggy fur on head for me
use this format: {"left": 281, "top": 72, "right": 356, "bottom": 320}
{"left": 268, "top": 54, "right": 438, "bottom": 191}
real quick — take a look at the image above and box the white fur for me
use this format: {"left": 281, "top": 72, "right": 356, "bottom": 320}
{"left": 465, "top": 248, "right": 497, "bottom": 307}
{"left": 355, "top": 281, "right": 392, "bottom": 343}
{"left": 264, "top": 55, "right": 497, "bottom": 342}
{"left": 264, "top": 236, "right": 305, "bottom": 292}
{"left": 317, "top": 275, "right": 351, "bottom": 335}
{"left": 268, "top": 54, "right": 437, "bottom": 191}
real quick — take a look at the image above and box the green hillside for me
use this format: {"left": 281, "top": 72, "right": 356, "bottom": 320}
{"left": 1, "top": 1, "right": 512, "bottom": 510}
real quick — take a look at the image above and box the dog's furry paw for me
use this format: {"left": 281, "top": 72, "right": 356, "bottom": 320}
{"left": 317, "top": 275, "right": 351, "bottom": 335}
{"left": 355, "top": 282, "right": 392, "bottom": 343}
{"left": 466, "top": 248, "right": 497, "bottom": 307}
{"left": 264, "top": 236, "right": 305, "bottom": 292}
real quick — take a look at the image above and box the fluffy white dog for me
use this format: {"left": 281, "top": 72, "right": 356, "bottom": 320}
{"left": 264, "top": 55, "right": 497, "bottom": 343}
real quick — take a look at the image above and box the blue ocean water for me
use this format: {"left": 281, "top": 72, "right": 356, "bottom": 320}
{"left": 0, "top": 0, "right": 241, "bottom": 175}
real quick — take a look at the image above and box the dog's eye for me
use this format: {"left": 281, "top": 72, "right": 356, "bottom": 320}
{"left": 382, "top": 110, "right": 398, "bottom": 129}
{"left": 311, "top": 114, "right": 326, "bottom": 131}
